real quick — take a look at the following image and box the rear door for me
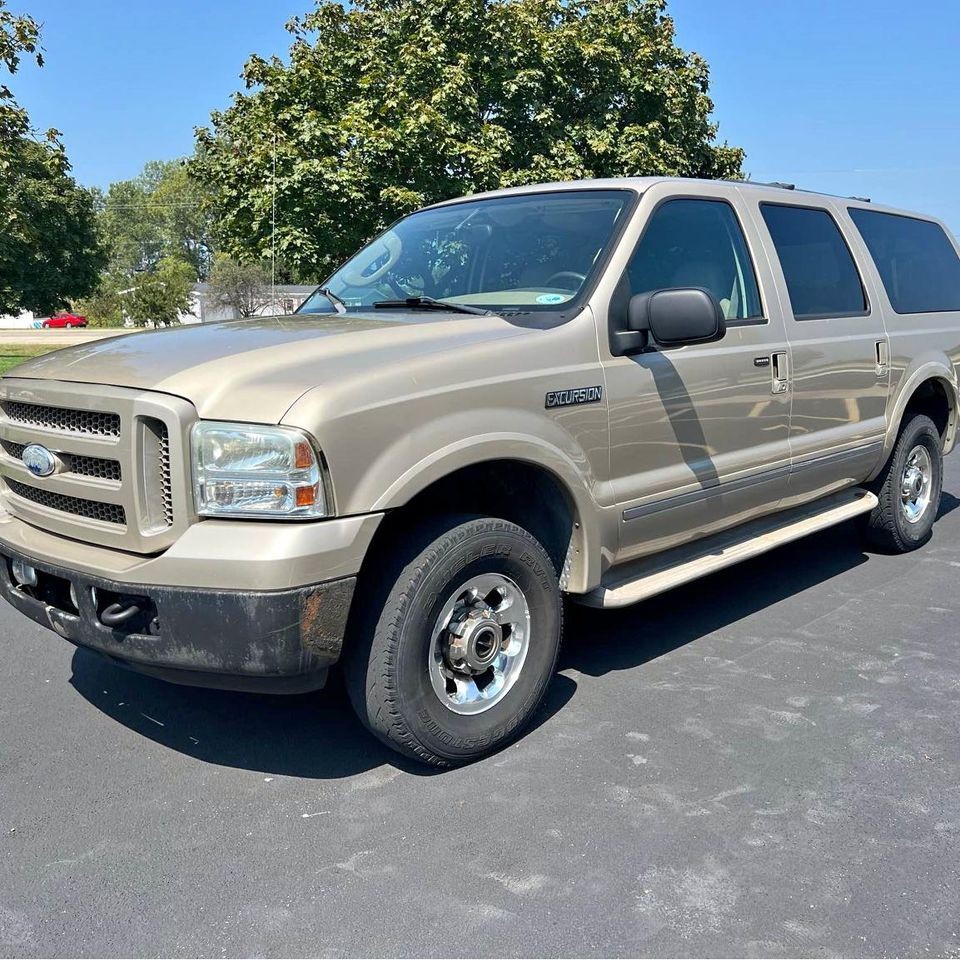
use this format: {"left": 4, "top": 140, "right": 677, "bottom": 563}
{"left": 748, "top": 196, "right": 889, "bottom": 504}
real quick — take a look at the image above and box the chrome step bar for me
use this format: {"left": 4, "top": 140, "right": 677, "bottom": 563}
{"left": 579, "top": 488, "right": 879, "bottom": 609}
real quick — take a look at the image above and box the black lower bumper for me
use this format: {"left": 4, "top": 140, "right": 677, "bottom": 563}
{"left": 0, "top": 545, "right": 356, "bottom": 694}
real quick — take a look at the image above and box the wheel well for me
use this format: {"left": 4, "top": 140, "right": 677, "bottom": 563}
{"left": 903, "top": 378, "right": 953, "bottom": 445}
{"left": 363, "top": 460, "right": 582, "bottom": 587}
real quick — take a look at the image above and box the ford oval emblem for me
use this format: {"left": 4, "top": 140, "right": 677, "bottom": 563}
{"left": 22, "top": 443, "right": 58, "bottom": 478}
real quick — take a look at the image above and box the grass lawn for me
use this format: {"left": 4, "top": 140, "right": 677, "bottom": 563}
{"left": 0, "top": 344, "right": 55, "bottom": 376}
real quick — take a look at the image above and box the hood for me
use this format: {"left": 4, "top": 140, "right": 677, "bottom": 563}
{"left": 8, "top": 312, "right": 534, "bottom": 422}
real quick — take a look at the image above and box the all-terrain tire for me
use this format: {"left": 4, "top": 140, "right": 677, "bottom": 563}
{"left": 861, "top": 413, "right": 943, "bottom": 552}
{"left": 344, "top": 515, "right": 562, "bottom": 767}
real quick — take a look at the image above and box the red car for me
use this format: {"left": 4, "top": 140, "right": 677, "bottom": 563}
{"left": 41, "top": 313, "right": 88, "bottom": 329}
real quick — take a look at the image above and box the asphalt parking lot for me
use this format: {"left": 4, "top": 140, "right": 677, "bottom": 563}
{"left": 3, "top": 464, "right": 960, "bottom": 959}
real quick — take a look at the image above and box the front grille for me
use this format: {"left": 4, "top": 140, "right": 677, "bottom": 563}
{"left": 0, "top": 382, "right": 189, "bottom": 553}
{"left": 6, "top": 478, "right": 126, "bottom": 525}
{"left": 1, "top": 440, "right": 122, "bottom": 482}
{"left": 0, "top": 400, "right": 120, "bottom": 438}
{"left": 158, "top": 425, "right": 173, "bottom": 526}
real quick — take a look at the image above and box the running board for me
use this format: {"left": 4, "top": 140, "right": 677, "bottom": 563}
{"left": 579, "top": 487, "right": 878, "bottom": 609}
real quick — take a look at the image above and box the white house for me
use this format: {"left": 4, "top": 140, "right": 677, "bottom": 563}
{"left": 0, "top": 310, "right": 40, "bottom": 329}
{"left": 178, "top": 283, "right": 318, "bottom": 324}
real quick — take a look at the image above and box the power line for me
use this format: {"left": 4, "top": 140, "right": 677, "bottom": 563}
{"left": 99, "top": 202, "right": 208, "bottom": 209}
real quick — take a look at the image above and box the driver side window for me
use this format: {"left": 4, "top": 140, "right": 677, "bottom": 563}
{"left": 627, "top": 199, "right": 763, "bottom": 321}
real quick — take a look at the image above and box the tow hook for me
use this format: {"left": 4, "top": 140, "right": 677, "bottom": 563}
{"left": 99, "top": 600, "right": 142, "bottom": 628}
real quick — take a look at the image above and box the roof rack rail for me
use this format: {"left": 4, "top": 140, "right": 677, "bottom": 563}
{"left": 742, "top": 180, "right": 874, "bottom": 204}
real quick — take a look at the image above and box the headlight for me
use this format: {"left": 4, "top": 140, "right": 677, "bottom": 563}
{"left": 192, "top": 422, "right": 327, "bottom": 518}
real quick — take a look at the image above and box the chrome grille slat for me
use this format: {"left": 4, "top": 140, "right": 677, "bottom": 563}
{"left": 158, "top": 425, "right": 173, "bottom": 526}
{"left": 6, "top": 478, "right": 126, "bottom": 525}
{"left": 1, "top": 400, "right": 120, "bottom": 438}
{"left": 1, "top": 440, "right": 122, "bottom": 482}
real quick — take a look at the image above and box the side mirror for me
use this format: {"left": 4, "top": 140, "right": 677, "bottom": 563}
{"left": 628, "top": 287, "right": 726, "bottom": 348}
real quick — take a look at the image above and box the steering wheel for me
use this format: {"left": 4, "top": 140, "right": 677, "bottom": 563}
{"left": 340, "top": 232, "right": 403, "bottom": 287}
{"left": 543, "top": 271, "right": 587, "bottom": 291}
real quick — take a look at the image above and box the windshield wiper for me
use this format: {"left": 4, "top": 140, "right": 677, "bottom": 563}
{"left": 373, "top": 296, "right": 491, "bottom": 316}
{"left": 314, "top": 287, "right": 347, "bottom": 314}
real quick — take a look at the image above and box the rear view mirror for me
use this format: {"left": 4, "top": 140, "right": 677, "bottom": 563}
{"left": 628, "top": 288, "right": 726, "bottom": 348}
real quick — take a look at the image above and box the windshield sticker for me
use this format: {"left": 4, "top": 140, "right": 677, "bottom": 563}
{"left": 536, "top": 293, "right": 569, "bottom": 305}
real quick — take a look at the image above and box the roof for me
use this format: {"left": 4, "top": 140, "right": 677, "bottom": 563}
{"left": 426, "top": 176, "right": 942, "bottom": 225}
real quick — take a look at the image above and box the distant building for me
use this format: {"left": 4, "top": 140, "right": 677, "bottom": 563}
{"left": 0, "top": 310, "right": 40, "bottom": 329}
{"left": 180, "top": 283, "right": 318, "bottom": 324}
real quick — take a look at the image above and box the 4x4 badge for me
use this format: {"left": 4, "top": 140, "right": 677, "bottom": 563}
{"left": 545, "top": 386, "right": 603, "bottom": 409}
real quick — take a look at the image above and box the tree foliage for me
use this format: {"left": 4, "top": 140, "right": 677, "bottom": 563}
{"left": 206, "top": 254, "right": 272, "bottom": 318}
{"left": 99, "top": 158, "right": 215, "bottom": 279}
{"left": 124, "top": 257, "right": 195, "bottom": 327}
{"left": 70, "top": 271, "right": 125, "bottom": 328}
{"left": 0, "top": 1, "right": 41, "bottom": 157}
{"left": 193, "top": 0, "right": 743, "bottom": 279}
{"left": 0, "top": 2, "right": 105, "bottom": 315}
{"left": 77, "top": 159, "right": 216, "bottom": 326}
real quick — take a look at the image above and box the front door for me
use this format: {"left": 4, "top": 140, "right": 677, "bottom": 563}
{"left": 601, "top": 186, "right": 793, "bottom": 565}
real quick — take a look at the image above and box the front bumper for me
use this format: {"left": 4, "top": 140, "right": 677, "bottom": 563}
{"left": 0, "top": 543, "right": 357, "bottom": 694}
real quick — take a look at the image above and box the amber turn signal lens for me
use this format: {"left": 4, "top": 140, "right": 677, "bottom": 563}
{"left": 294, "top": 440, "right": 314, "bottom": 470}
{"left": 295, "top": 485, "right": 317, "bottom": 507}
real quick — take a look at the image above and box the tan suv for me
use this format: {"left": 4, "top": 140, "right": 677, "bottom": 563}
{"left": 2, "top": 177, "right": 959, "bottom": 766}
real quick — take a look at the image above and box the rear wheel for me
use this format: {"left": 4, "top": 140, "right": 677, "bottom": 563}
{"left": 345, "top": 515, "right": 562, "bottom": 767}
{"left": 861, "top": 413, "right": 943, "bottom": 552}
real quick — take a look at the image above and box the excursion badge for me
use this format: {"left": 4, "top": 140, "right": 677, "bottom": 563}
{"left": 545, "top": 386, "right": 603, "bottom": 409}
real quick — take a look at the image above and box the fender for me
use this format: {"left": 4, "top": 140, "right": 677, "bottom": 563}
{"left": 366, "top": 429, "right": 613, "bottom": 593}
{"left": 872, "top": 357, "right": 959, "bottom": 480}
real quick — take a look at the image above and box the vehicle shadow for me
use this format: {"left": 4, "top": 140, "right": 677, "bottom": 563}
{"left": 559, "top": 520, "right": 871, "bottom": 679}
{"left": 68, "top": 646, "right": 578, "bottom": 780}
{"left": 561, "top": 497, "right": 960, "bottom": 677}
{"left": 69, "top": 493, "right": 960, "bottom": 780}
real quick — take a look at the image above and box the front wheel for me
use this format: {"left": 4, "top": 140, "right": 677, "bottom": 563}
{"left": 345, "top": 516, "right": 562, "bottom": 767}
{"left": 861, "top": 412, "right": 943, "bottom": 552}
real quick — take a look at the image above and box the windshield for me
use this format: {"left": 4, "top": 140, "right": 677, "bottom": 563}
{"left": 298, "top": 189, "right": 632, "bottom": 315}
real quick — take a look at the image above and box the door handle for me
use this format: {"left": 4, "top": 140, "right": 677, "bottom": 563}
{"left": 875, "top": 339, "right": 889, "bottom": 376}
{"left": 771, "top": 351, "right": 789, "bottom": 394}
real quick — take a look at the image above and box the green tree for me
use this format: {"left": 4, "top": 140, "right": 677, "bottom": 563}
{"left": 71, "top": 271, "right": 126, "bottom": 328}
{"left": 206, "top": 254, "right": 272, "bottom": 318}
{"left": 0, "top": 2, "right": 105, "bottom": 315}
{"left": 99, "top": 158, "right": 215, "bottom": 279}
{"left": 0, "top": 3, "right": 40, "bottom": 155}
{"left": 124, "top": 257, "right": 195, "bottom": 327}
{"left": 193, "top": 0, "right": 743, "bottom": 279}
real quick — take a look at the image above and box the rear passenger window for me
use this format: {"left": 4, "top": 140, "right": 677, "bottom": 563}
{"left": 761, "top": 204, "right": 867, "bottom": 319}
{"left": 627, "top": 199, "right": 762, "bottom": 321}
{"left": 848, "top": 208, "right": 960, "bottom": 314}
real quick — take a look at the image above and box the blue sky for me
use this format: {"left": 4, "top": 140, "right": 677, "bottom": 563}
{"left": 13, "top": 0, "right": 960, "bottom": 232}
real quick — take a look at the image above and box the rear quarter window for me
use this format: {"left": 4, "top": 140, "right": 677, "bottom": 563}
{"left": 848, "top": 207, "right": 960, "bottom": 314}
{"left": 760, "top": 203, "right": 868, "bottom": 320}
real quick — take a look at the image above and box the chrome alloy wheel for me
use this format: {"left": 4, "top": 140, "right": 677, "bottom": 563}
{"left": 428, "top": 573, "right": 531, "bottom": 715}
{"left": 901, "top": 444, "right": 933, "bottom": 524}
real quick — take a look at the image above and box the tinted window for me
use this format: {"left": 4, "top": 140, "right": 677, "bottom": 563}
{"left": 626, "top": 199, "right": 762, "bottom": 320}
{"left": 849, "top": 208, "right": 960, "bottom": 314}
{"left": 761, "top": 204, "right": 867, "bottom": 319}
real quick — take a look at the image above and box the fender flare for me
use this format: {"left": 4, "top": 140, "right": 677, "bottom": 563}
{"left": 873, "top": 360, "right": 959, "bottom": 479}
{"left": 369, "top": 433, "right": 608, "bottom": 593}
